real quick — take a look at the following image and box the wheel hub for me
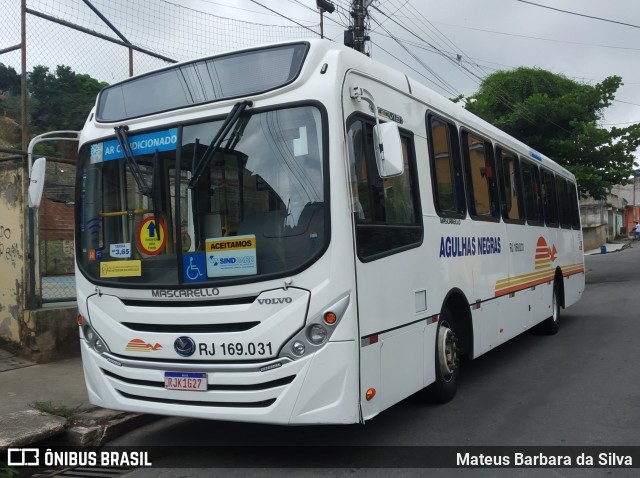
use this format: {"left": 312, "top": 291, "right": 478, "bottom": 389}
{"left": 438, "top": 325, "right": 460, "bottom": 378}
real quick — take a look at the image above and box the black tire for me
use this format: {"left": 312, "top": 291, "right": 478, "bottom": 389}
{"left": 539, "top": 282, "right": 560, "bottom": 335}
{"left": 425, "top": 308, "right": 460, "bottom": 403}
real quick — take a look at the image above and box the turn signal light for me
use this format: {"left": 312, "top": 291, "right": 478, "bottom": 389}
{"left": 324, "top": 311, "right": 337, "bottom": 324}
{"left": 365, "top": 388, "right": 376, "bottom": 401}
{"left": 76, "top": 314, "right": 84, "bottom": 326}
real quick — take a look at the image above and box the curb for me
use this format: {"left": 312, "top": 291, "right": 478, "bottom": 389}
{"left": 0, "top": 410, "right": 66, "bottom": 452}
{"left": 61, "top": 410, "right": 161, "bottom": 447}
{"left": 0, "top": 408, "right": 161, "bottom": 451}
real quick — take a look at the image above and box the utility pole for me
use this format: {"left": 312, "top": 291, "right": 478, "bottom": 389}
{"left": 316, "top": 0, "right": 335, "bottom": 39}
{"left": 344, "top": 0, "right": 371, "bottom": 54}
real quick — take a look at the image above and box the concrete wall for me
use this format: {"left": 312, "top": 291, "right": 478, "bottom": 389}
{"left": 582, "top": 225, "right": 607, "bottom": 252}
{"left": 40, "top": 199, "right": 75, "bottom": 275}
{"left": 0, "top": 160, "right": 26, "bottom": 345}
{"left": 580, "top": 194, "right": 628, "bottom": 248}
{"left": 22, "top": 306, "right": 79, "bottom": 362}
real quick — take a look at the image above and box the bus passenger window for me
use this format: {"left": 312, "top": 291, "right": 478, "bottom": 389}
{"left": 462, "top": 131, "right": 499, "bottom": 221}
{"left": 496, "top": 149, "right": 523, "bottom": 223}
{"left": 556, "top": 176, "right": 572, "bottom": 228}
{"left": 427, "top": 115, "right": 465, "bottom": 217}
{"left": 542, "top": 170, "right": 559, "bottom": 226}
{"left": 521, "top": 160, "right": 543, "bottom": 225}
{"left": 568, "top": 182, "right": 581, "bottom": 229}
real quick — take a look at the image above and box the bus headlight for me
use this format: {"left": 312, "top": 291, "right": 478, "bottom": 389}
{"left": 280, "top": 294, "right": 350, "bottom": 360}
{"left": 94, "top": 338, "right": 108, "bottom": 354}
{"left": 291, "top": 341, "right": 306, "bottom": 356}
{"left": 82, "top": 322, "right": 111, "bottom": 355}
{"left": 307, "top": 324, "right": 327, "bottom": 345}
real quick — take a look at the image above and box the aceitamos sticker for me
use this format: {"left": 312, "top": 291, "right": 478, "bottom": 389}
{"left": 205, "top": 234, "right": 257, "bottom": 277}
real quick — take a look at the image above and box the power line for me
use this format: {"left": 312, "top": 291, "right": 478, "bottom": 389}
{"left": 192, "top": 0, "right": 306, "bottom": 20}
{"left": 613, "top": 98, "right": 640, "bottom": 107}
{"left": 600, "top": 120, "right": 640, "bottom": 126}
{"left": 369, "top": 0, "right": 410, "bottom": 33}
{"left": 370, "top": 5, "right": 482, "bottom": 81}
{"left": 369, "top": 38, "right": 460, "bottom": 96}
{"left": 430, "top": 19, "right": 640, "bottom": 52}
{"left": 368, "top": 13, "right": 461, "bottom": 97}
{"left": 247, "top": 0, "right": 320, "bottom": 36}
{"left": 398, "top": 1, "right": 493, "bottom": 80}
{"left": 516, "top": 0, "right": 640, "bottom": 29}
{"left": 378, "top": 3, "right": 581, "bottom": 136}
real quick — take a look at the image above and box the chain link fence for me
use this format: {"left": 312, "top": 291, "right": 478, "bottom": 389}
{"left": 0, "top": 0, "right": 319, "bottom": 304}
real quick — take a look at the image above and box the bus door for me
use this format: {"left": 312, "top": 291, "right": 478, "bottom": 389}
{"left": 344, "top": 77, "right": 429, "bottom": 420}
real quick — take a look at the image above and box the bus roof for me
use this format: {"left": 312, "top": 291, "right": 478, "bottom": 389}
{"left": 97, "top": 38, "right": 574, "bottom": 180}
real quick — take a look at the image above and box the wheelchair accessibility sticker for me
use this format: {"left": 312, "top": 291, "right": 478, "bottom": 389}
{"left": 182, "top": 253, "right": 206, "bottom": 283}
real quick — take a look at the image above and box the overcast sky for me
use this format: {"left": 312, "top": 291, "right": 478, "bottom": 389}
{"left": 186, "top": 0, "right": 640, "bottom": 131}
{"left": 2, "top": 0, "right": 639, "bottom": 145}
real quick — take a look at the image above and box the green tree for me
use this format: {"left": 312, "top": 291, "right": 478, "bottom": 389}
{"left": 0, "top": 63, "right": 20, "bottom": 95}
{"left": 465, "top": 67, "right": 640, "bottom": 199}
{"left": 28, "top": 64, "right": 107, "bottom": 133}
{"left": 0, "top": 63, "right": 21, "bottom": 121}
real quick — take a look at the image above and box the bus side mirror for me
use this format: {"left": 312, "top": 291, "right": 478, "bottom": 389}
{"left": 373, "top": 122, "right": 403, "bottom": 178}
{"left": 28, "top": 157, "right": 47, "bottom": 208}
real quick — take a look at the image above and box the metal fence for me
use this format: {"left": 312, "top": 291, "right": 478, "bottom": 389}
{"left": 0, "top": 0, "right": 319, "bottom": 304}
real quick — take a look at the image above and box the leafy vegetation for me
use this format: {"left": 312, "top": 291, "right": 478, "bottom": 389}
{"left": 0, "top": 62, "right": 106, "bottom": 153}
{"left": 0, "top": 461, "right": 17, "bottom": 478}
{"left": 464, "top": 67, "right": 640, "bottom": 199}
{"left": 30, "top": 400, "right": 88, "bottom": 419}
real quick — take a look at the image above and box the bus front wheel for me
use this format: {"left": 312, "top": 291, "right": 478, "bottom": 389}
{"left": 427, "top": 310, "right": 460, "bottom": 403}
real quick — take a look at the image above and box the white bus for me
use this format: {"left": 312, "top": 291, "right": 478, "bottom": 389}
{"left": 29, "top": 39, "right": 584, "bottom": 424}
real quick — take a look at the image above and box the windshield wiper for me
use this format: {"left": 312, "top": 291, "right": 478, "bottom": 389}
{"left": 114, "top": 125, "right": 152, "bottom": 197}
{"left": 188, "top": 100, "right": 253, "bottom": 189}
{"left": 150, "top": 149, "right": 163, "bottom": 239}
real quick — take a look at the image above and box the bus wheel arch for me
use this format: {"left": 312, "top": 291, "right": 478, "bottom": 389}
{"left": 554, "top": 268, "right": 565, "bottom": 308}
{"left": 539, "top": 270, "right": 564, "bottom": 335}
{"left": 425, "top": 289, "right": 473, "bottom": 403}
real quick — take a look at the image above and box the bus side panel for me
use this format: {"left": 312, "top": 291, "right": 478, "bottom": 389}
{"left": 379, "top": 322, "right": 426, "bottom": 411}
{"left": 563, "top": 271, "right": 585, "bottom": 308}
{"left": 530, "top": 280, "right": 555, "bottom": 326}
{"left": 477, "top": 299, "right": 501, "bottom": 355}
{"left": 560, "top": 229, "right": 585, "bottom": 309}
{"left": 359, "top": 340, "right": 382, "bottom": 421}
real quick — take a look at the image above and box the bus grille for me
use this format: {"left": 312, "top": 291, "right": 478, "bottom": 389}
{"left": 120, "top": 321, "right": 259, "bottom": 333}
{"left": 117, "top": 390, "right": 276, "bottom": 408}
{"left": 121, "top": 296, "right": 257, "bottom": 307}
{"left": 101, "top": 368, "right": 295, "bottom": 390}
{"left": 101, "top": 368, "right": 293, "bottom": 409}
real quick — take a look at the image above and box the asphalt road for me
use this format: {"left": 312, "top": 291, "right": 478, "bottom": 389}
{"left": 110, "top": 241, "right": 640, "bottom": 477}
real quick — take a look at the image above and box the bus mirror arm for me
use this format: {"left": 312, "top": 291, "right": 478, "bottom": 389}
{"left": 27, "top": 130, "right": 81, "bottom": 208}
{"left": 350, "top": 86, "right": 404, "bottom": 178}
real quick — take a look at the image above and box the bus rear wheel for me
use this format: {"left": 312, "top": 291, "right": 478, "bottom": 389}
{"left": 426, "top": 310, "right": 460, "bottom": 403}
{"left": 539, "top": 283, "right": 560, "bottom": 335}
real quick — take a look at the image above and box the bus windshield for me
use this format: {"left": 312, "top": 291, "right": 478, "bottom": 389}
{"left": 76, "top": 105, "right": 326, "bottom": 287}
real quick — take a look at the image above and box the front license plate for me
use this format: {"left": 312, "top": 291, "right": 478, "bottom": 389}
{"left": 164, "top": 372, "right": 207, "bottom": 391}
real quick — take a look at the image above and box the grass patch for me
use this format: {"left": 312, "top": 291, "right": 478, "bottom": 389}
{"left": 30, "top": 400, "right": 88, "bottom": 419}
{"left": 0, "top": 461, "right": 17, "bottom": 478}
